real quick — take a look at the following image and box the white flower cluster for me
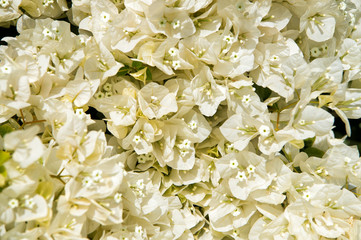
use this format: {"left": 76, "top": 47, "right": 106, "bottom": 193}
{"left": 1, "top": 0, "right": 361, "bottom": 239}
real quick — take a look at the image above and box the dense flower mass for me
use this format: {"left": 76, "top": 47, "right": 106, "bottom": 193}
{"left": 1, "top": 0, "right": 361, "bottom": 239}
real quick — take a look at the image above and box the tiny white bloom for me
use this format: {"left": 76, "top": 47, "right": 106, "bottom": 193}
{"left": 42, "top": 28, "right": 54, "bottom": 38}
{"left": 100, "top": 12, "right": 111, "bottom": 23}
{"left": 188, "top": 120, "right": 198, "bottom": 130}
{"left": 114, "top": 193, "right": 122, "bottom": 203}
{"left": 42, "top": 0, "right": 54, "bottom": 7}
{"left": 270, "top": 55, "right": 280, "bottom": 63}
{"left": 0, "top": 0, "right": 9, "bottom": 8}
{"left": 229, "top": 159, "right": 239, "bottom": 169}
{"left": 75, "top": 109, "right": 85, "bottom": 117}
{"left": 181, "top": 139, "right": 191, "bottom": 149}
{"left": 150, "top": 95, "right": 158, "bottom": 102}
{"left": 303, "top": 191, "right": 311, "bottom": 201}
{"left": 168, "top": 47, "right": 179, "bottom": 56}
{"left": 226, "top": 143, "right": 235, "bottom": 152}
{"left": 180, "top": 149, "right": 188, "bottom": 157}
{"left": 92, "top": 170, "right": 103, "bottom": 182}
{"left": 171, "top": 20, "right": 180, "bottom": 29}
{"left": 82, "top": 176, "right": 94, "bottom": 188}
{"left": 247, "top": 164, "right": 256, "bottom": 174}
{"left": 259, "top": 125, "right": 270, "bottom": 137}
{"left": 135, "top": 225, "right": 144, "bottom": 236}
{"left": 223, "top": 35, "right": 234, "bottom": 44}
{"left": 8, "top": 199, "right": 19, "bottom": 209}
{"left": 230, "top": 52, "right": 240, "bottom": 63}
{"left": 1, "top": 64, "right": 11, "bottom": 74}
{"left": 172, "top": 60, "right": 181, "bottom": 70}
{"left": 232, "top": 208, "right": 241, "bottom": 216}
{"left": 133, "top": 135, "right": 142, "bottom": 144}
{"left": 298, "top": 119, "right": 306, "bottom": 126}
{"left": 24, "top": 195, "right": 35, "bottom": 209}
{"left": 236, "top": 171, "right": 247, "bottom": 181}
{"left": 242, "top": 94, "right": 251, "bottom": 107}
{"left": 338, "top": 1, "right": 347, "bottom": 11}
{"left": 136, "top": 179, "right": 145, "bottom": 190}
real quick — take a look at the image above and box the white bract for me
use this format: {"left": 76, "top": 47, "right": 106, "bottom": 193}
{"left": 0, "top": 0, "right": 360, "bottom": 239}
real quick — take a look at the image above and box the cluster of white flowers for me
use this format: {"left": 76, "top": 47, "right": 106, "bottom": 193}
{"left": 1, "top": 0, "right": 361, "bottom": 239}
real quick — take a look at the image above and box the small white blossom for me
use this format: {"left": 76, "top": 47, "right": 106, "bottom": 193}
{"left": 8, "top": 199, "right": 19, "bottom": 209}
{"left": 236, "top": 171, "right": 247, "bottom": 181}
{"left": 230, "top": 52, "right": 240, "bottom": 63}
{"left": 150, "top": 95, "right": 158, "bottom": 102}
{"left": 42, "top": 0, "right": 54, "bottom": 7}
{"left": 135, "top": 225, "right": 144, "bottom": 237}
{"left": 232, "top": 208, "right": 241, "bottom": 216}
{"left": 303, "top": 191, "right": 311, "bottom": 201}
{"left": 133, "top": 135, "right": 142, "bottom": 144}
{"left": 172, "top": 60, "right": 181, "bottom": 70}
{"left": 24, "top": 195, "right": 35, "bottom": 209}
{"left": 171, "top": 20, "right": 181, "bottom": 29}
{"left": 1, "top": 64, "right": 11, "bottom": 74}
{"left": 100, "top": 12, "right": 111, "bottom": 23}
{"left": 114, "top": 193, "right": 122, "bottom": 203}
{"left": 75, "top": 109, "right": 85, "bottom": 117}
{"left": 188, "top": 120, "right": 198, "bottom": 130}
{"left": 42, "top": 28, "right": 54, "bottom": 38}
{"left": 92, "top": 170, "right": 103, "bottom": 182}
{"left": 223, "top": 35, "right": 234, "bottom": 44}
{"left": 136, "top": 179, "right": 145, "bottom": 190}
{"left": 246, "top": 164, "right": 256, "bottom": 174}
{"left": 229, "top": 159, "right": 239, "bottom": 169}
{"left": 242, "top": 94, "right": 251, "bottom": 107}
{"left": 82, "top": 176, "right": 94, "bottom": 188}
{"left": 298, "top": 119, "right": 306, "bottom": 126}
{"left": 0, "top": 0, "right": 9, "bottom": 8}
{"left": 259, "top": 125, "right": 271, "bottom": 137}
{"left": 168, "top": 47, "right": 179, "bottom": 56}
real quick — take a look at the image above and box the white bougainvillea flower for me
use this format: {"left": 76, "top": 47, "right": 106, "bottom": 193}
{"left": 122, "top": 118, "right": 163, "bottom": 154}
{"left": 191, "top": 66, "right": 226, "bottom": 117}
{"left": 215, "top": 152, "right": 275, "bottom": 200}
{"left": 220, "top": 113, "right": 270, "bottom": 151}
{"left": 300, "top": 13, "right": 336, "bottom": 42}
{"left": 145, "top": 1, "right": 196, "bottom": 39}
{"left": 138, "top": 82, "right": 178, "bottom": 119}
{"left": 0, "top": 1, "right": 361, "bottom": 239}
{"left": 288, "top": 105, "right": 334, "bottom": 140}
{"left": 4, "top": 126, "right": 45, "bottom": 168}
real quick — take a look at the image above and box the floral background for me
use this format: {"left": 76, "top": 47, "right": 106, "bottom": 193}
{"left": 1, "top": 0, "right": 361, "bottom": 239}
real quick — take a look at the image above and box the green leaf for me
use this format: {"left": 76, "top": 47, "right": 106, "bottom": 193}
{"left": 0, "top": 151, "right": 10, "bottom": 166}
{"left": 117, "top": 66, "right": 130, "bottom": 76}
{"left": 304, "top": 137, "right": 316, "bottom": 149}
{"left": 0, "top": 165, "right": 7, "bottom": 187}
{"left": 302, "top": 147, "right": 325, "bottom": 158}
{"left": 132, "top": 61, "right": 144, "bottom": 70}
{"left": 36, "top": 181, "right": 54, "bottom": 200}
{"left": 177, "top": 194, "right": 187, "bottom": 204}
{"left": 0, "top": 123, "right": 13, "bottom": 137}
{"left": 146, "top": 68, "right": 152, "bottom": 81}
{"left": 254, "top": 84, "right": 272, "bottom": 102}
